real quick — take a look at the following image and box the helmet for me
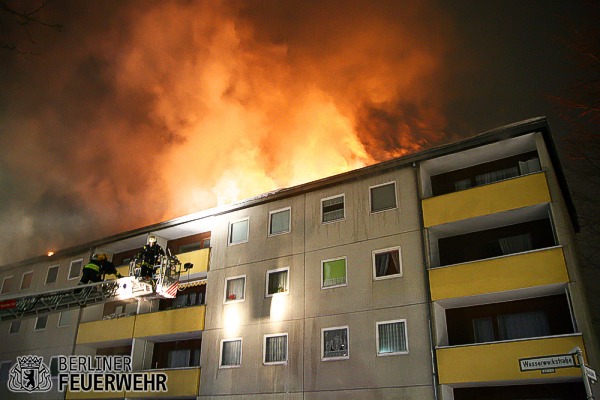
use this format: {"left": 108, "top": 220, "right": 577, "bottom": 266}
{"left": 91, "top": 253, "right": 107, "bottom": 262}
{"left": 147, "top": 235, "right": 157, "bottom": 245}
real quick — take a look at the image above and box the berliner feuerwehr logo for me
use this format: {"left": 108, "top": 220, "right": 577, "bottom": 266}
{"left": 7, "top": 355, "right": 52, "bottom": 393}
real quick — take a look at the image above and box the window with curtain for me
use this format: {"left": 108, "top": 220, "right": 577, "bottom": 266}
{"left": 322, "top": 195, "right": 345, "bottom": 223}
{"left": 370, "top": 182, "right": 397, "bottom": 212}
{"left": 322, "top": 258, "right": 347, "bottom": 289}
{"left": 266, "top": 268, "right": 289, "bottom": 296}
{"left": 229, "top": 218, "right": 249, "bottom": 245}
{"left": 454, "top": 178, "right": 472, "bottom": 192}
{"left": 68, "top": 259, "right": 83, "bottom": 280}
{"left": 220, "top": 339, "right": 242, "bottom": 368}
{"left": 498, "top": 233, "right": 533, "bottom": 255}
{"left": 322, "top": 327, "right": 349, "bottom": 360}
{"left": 472, "top": 317, "right": 495, "bottom": 343}
{"left": 377, "top": 320, "right": 408, "bottom": 355}
{"left": 269, "top": 208, "right": 291, "bottom": 235}
{"left": 264, "top": 334, "right": 288, "bottom": 364}
{"left": 46, "top": 266, "right": 59, "bottom": 284}
{"left": 475, "top": 166, "right": 519, "bottom": 186}
{"left": 518, "top": 158, "right": 541, "bottom": 175}
{"left": 167, "top": 349, "right": 191, "bottom": 368}
{"left": 373, "top": 247, "right": 401, "bottom": 279}
{"left": 498, "top": 311, "right": 550, "bottom": 340}
{"left": 225, "top": 276, "right": 245, "bottom": 302}
{"left": 58, "top": 311, "right": 72, "bottom": 327}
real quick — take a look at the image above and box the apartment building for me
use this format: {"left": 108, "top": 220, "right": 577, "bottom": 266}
{"left": 0, "top": 117, "right": 596, "bottom": 399}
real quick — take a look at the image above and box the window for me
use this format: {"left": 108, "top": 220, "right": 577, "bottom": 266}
{"left": 322, "top": 326, "right": 349, "bottom": 360}
{"left": 35, "top": 315, "right": 48, "bottom": 331}
{"left": 321, "top": 257, "right": 347, "bottom": 289}
{"left": 370, "top": 182, "right": 397, "bottom": 213}
{"left": 9, "top": 320, "right": 20, "bottom": 334}
{"left": 376, "top": 320, "right": 408, "bottom": 356}
{"left": 372, "top": 247, "right": 402, "bottom": 279}
{"left": 203, "top": 238, "right": 211, "bottom": 248}
{"left": 321, "top": 194, "right": 345, "bottom": 223}
{"left": 264, "top": 334, "right": 288, "bottom": 365}
{"left": 269, "top": 208, "right": 291, "bottom": 236}
{"left": 220, "top": 338, "right": 242, "bottom": 368}
{"left": 50, "top": 356, "right": 60, "bottom": 378}
{"left": 1, "top": 276, "right": 14, "bottom": 294}
{"left": 178, "top": 242, "right": 201, "bottom": 254}
{"left": 58, "top": 311, "right": 72, "bottom": 327}
{"left": 68, "top": 259, "right": 83, "bottom": 280}
{"left": 46, "top": 266, "right": 59, "bottom": 284}
{"left": 473, "top": 317, "right": 495, "bottom": 343}
{"left": 266, "top": 268, "right": 289, "bottom": 296}
{"left": 0, "top": 361, "right": 11, "bottom": 382}
{"left": 167, "top": 349, "right": 192, "bottom": 368}
{"left": 224, "top": 275, "right": 246, "bottom": 303}
{"left": 20, "top": 271, "right": 34, "bottom": 290}
{"left": 229, "top": 218, "right": 249, "bottom": 245}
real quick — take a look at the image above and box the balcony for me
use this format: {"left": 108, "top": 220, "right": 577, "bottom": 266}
{"left": 430, "top": 247, "right": 568, "bottom": 302}
{"left": 77, "top": 306, "right": 205, "bottom": 345}
{"left": 125, "top": 367, "right": 201, "bottom": 398}
{"left": 437, "top": 334, "right": 586, "bottom": 385}
{"left": 423, "top": 172, "right": 551, "bottom": 228}
{"left": 176, "top": 248, "right": 210, "bottom": 275}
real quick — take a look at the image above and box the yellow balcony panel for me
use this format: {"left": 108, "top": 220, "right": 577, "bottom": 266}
{"left": 176, "top": 248, "right": 210, "bottom": 274}
{"left": 134, "top": 305, "right": 205, "bottom": 338}
{"left": 76, "top": 316, "right": 135, "bottom": 344}
{"left": 423, "top": 173, "right": 551, "bottom": 227}
{"left": 437, "top": 335, "right": 586, "bottom": 385}
{"left": 116, "top": 265, "right": 130, "bottom": 277}
{"left": 430, "top": 247, "right": 568, "bottom": 301}
{"left": 125, "top": 367, "right": 201, "bottom": 398}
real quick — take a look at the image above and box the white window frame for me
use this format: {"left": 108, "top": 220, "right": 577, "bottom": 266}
{"left": 34, "top": 315, "right": 48, "bottom": 331}
{"left": 223, "top": 275, "right": 246, "bottom": 304}
{"left": 8, "top": 320, "right": 21, "bottom": 335}
{"left": 265, "top": 267, "right": 290, "bottom": 297}
{"left": 58, "top": 311, "right": 72, "bottom": 327}
{"left": 219, "top": 338, "right": 243, "bottom": 369}
{"left": 321, "top": 256, "right": 348, "bottom": 290}
{"left": 1, "top": 276, "right": 14, "bottom": 294}
{"left": 46, "top": 265, "right": 59, "bottom": 285}
{"left": 321, "top": 326, "right": 349, "bottom": 361}
{"left": 228, "top": 217, "right": 249, "bottom": 246}
{"left": 372, "top": 246, "right": 403, "bottom": 280}
{"left": 369, "top": 181, "right": 398, "bottom": 213}
{"left": 320, "top": 194, "right": 346, "bottom": 224}
{"left": 263, "top": 333, "right": 288, "bottom": 365}
{"left": 68, "top": 259, "right": 83, "bottom": 280}
{"left": 376, "top": 319, "right": 409, "bottom": 356}
{"left": 20, "top": 271, "right": 34, "bottom": 290}
{"left": 268, "top": 207, "right": 291, "bottom": 236}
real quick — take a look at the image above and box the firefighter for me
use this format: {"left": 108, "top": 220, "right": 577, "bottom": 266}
{"left": 78, "top": 253, "right": 122, "bottom": 285}
{"left": 137, "top": 235, "right": 165, "bottom": 280}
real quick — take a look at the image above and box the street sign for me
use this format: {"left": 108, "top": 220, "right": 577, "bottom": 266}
{"left": 519, "top": 354, "right": 576, "bottom": 371}
{"left": 585, "top": 365, "right": 597, "bottom": 382}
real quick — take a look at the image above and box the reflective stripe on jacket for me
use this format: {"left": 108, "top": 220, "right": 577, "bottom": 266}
{"left": 83, "top": 263, "right": 100, "bottom": 272}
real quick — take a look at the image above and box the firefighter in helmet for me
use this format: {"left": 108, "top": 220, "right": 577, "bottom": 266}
{"left": 79, "top": 253, "right": 122, "bottom": 285}
{"left": 137, "top": 235, "right": 165, "bottom": 280}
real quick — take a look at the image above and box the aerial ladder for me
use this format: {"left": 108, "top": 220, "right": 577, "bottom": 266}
{"left": 0, "top": 253, "right": 192, "bottom": 322}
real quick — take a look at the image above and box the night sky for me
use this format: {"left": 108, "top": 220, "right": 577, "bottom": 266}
{"left": 0, "top": 0, "right": 596, "bottom": 265}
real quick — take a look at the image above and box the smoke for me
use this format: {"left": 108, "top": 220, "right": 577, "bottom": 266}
{"left": 0, "top": 0, "right": 453, "bottom": 264}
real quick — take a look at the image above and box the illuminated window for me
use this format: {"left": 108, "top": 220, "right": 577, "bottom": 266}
{"left": 35, "top": 315, "right": 48, "bottom": 331}
{"left": 264, "top": 333, "right": 288, "bottom": 365}
{"left": 20, "top": 271, "right": 33, "bottom": 290}
{"left": 376, "top": 320, "right": 408, "bottom": 356}
{"left": 224, "top": 275, "right": 246, "bottom": 303}
{"left": 322, "top": 326, "right": 349, "bottom": 360}
{"left": 229, "top": 218, "right": 249, "bottom": 245}
{"left": 266, "top": 268, "right": 289, "bottom": 297}
{"left": 372, "top": 247, "right": 402, "bottom": 280}
{"left": 220, "top": 338, "right": 242, "bottom": 368}
{"left": 370, "top": 182, "right": 397, "bottom": 213}
{"left": 321, "top": 194, "right": 345, "bottom": 223}
{"left": 46, "top": 266, "right": 59, "bottom": 284}
{"left": 68, "top": 259, "right": 83, "bottom": 280}
{"left": 321, "top": 257, "right": 347, "bottom": 289}
{"left": 1, "top": 276, "right": 14, "bottom": 294}
{"left": 269, "top": 208, "right": 291, "bottom": 236}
